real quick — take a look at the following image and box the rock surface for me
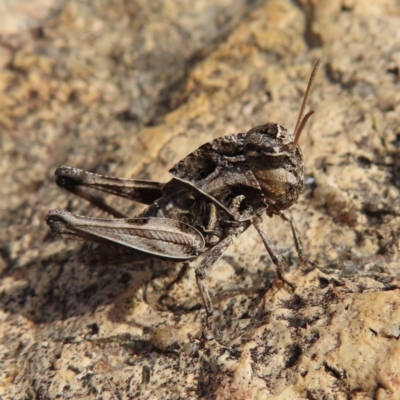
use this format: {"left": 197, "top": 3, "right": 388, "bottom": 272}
{"left": 1, "top": 0, "right": 400, "bottom": 399}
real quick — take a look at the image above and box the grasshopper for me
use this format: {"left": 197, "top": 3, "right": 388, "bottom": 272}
{"left": 46, "top": 60, "right": 320, "bottom": 339}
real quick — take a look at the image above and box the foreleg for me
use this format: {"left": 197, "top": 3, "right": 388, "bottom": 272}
{"left": 252, "top": 216, "right": 295, "bottom": 291}
{"left": 280, "top": 211, "right": 308, "bottom": 265}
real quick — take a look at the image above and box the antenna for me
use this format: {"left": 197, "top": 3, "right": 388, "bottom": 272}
{"left": 289, "top": 59, "right": 321, "bottom": 152}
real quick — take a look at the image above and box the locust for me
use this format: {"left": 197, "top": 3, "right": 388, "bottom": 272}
{"left": 46, "top": 60, "right": 320, "bottom": 340}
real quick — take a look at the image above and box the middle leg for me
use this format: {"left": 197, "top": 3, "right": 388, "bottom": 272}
{"left": 195, "top": 235, "right": 234, "bottom": 340}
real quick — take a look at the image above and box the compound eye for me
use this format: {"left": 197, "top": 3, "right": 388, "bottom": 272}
{"left": 262, "top": 146, "right": 280, "bottom": 155}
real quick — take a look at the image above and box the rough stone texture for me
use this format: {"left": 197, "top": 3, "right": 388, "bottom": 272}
{"left": 1, "top": 0, "right": 400, "bottom": 399}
